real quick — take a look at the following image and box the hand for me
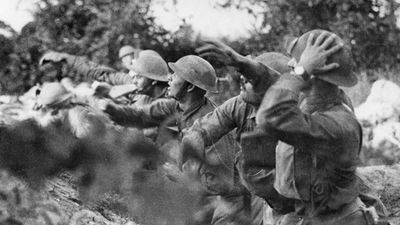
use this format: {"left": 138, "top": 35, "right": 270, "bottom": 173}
{"left": 93, "top": 82, "right": 112, "bottom": 97}
{"left": 297, "top": 32, "right": 344, "bottom": 75}
{"left": 39, "top": 51, "right": 69, "bottom": 66}
{"left": 195, "top": 38, "right": 243, "bottom": 67}
{"left": 178, "top": 133, "right": 204, "bottom": 171}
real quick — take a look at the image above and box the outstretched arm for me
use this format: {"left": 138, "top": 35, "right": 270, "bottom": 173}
{"left": 40, "top": 51, "right": 134, "bottom": 85}
{"left": 104, "top": 98, "right": 177, "bottom": 128}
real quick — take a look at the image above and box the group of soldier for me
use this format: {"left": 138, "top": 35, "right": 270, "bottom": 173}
{"left": 32, "top": 29, "right": 390, "bottom": 225}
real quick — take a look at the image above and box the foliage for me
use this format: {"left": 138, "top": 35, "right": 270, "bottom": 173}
{"left": 219, "top": 0, "right": 400, "bottom": 72}
{"left": 2, "top": 0, "right": 400, "bottom": 94}
{"left": 0, "top": 0, "right": 198, "bottom": 94}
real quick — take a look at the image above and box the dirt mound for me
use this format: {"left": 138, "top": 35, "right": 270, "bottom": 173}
{"left": 0, "top": 170, "right": 136, "bottom": 225}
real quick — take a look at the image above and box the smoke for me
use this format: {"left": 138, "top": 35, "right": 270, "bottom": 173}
{"left": 0, "top": 119, "right": 202, "bottom": 224}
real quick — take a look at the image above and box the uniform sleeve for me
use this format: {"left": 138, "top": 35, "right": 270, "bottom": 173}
{"left": 256, "top": 74, "right": 344, "bottom": 148}
{"left": 104, "top": 99, "right": 177, "bottom": 128}
{"left": 189, "top": 97, "right": 240, "bottom": 147}
{"left": 66, "top": 55, "right": 134, "bottom": 85}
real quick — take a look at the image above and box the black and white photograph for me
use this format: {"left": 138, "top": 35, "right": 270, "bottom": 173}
{"left": 0, "top": 0, "right": 398, "bottom": 224}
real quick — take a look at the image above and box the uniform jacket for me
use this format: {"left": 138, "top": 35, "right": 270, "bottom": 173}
{"left": 256, "top": 74, "right": 362, "bottom": 214}
{"left": 189, "top": 95, "right": 294, "bottom": 213}
{"left": 67, "top": 56, "right": 134, "bottom": 85}
{"left": 106, "top": 96, "right": 238, "bottom": 195}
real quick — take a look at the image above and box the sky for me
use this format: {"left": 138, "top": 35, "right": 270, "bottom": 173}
{"left": 151, "top": 0, "right": 262, "bottom": 39}
{"left": 0, "top": 0, "right": 259, "bottom": 39}
{"left": 0, "top": 0, "right": 37, "bottom": 33}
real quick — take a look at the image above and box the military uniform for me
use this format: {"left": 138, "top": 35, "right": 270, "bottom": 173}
{"left": 105, "top": 96, "right": 237, "bottom": 192}
{"left": 188, "top": 95, "right": 277, "bottom": 225}
{"left": 256, "top": 73, "right": 370, "bottom": 225}
{"left": 63, "top": 55, "right": 168, "bottom": 105}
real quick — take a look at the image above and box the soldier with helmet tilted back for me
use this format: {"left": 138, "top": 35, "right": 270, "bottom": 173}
{"left": 256, "top": 29, "right": 388, "bottom": 225}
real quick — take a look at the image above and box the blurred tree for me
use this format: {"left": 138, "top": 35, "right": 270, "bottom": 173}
{"left": 0, "top": 0, "right": 198, "bottom": 94}
{"left": 217, "top": 0, "right": 400, "bottom": 72}
{"left": 2, "top": 0, "right": 400, "bottom": 94}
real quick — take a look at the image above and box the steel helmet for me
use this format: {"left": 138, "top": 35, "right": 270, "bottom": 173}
{"left": 36, "top": 82, "right": 73, "bottom": 107}
{"left": 138, "top": 49, "right": 162, "bottom": 58}
{"left": 118, "top": 45, "right": 137, "bottom": 59}
{"left": 254, "top": 52, "right": 291, "bottom": 75}
{"left": 168, "top": 55, "right": 217, "bottom": 93}
{"left": 286, "top": 29, "right": 357, "bottom": 87}
{"left": 129, "top": 54, "right": 169, "bottom": 82}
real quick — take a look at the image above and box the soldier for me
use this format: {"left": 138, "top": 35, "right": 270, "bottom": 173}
{"left": 33, "top": 82, "right": 112, "bottom": 139}
{"left": 39, "top": 50, "right": 169, "bottom": 106}
{"left": 103, "top": 55, "right": 218, "bottom": 131}
{"left": 118, "top": 45, "right": 139, "bottom": 70}
{"left": 181, "top": 40, "right": 295, "bottom": 225}
{"left": 101, "top": 55, "right": 252, "bottom": 225}
{"left": 256, "top": 29, "right": 385, "bottom": 225}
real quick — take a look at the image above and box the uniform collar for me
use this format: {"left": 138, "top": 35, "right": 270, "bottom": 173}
{"left": 238, "top": 95, "right": 257, "bottom": 120}
{"left": 176, "top": 96, "right": 208, "bottom": 117}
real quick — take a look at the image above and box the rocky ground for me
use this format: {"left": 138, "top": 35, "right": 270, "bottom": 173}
{"left": 0, "top": 170, "right": 137, "bottom": 225}
{"left": 1, "top": 164, "right": 400, "bottom": 225}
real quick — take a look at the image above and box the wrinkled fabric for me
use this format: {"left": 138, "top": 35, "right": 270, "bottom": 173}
{"left": 212, "top": 194, "right": 265, "bottom": 225}
{"left": 276, "top": 198, "right": 373, "bottom": 225}
{"left": 106, "top": 96, "right": 238, "bottom": 195}
{"left": 256, "top": 74, "right": 362, "bottom": 215}
{"left": 189, "top": 96, "right": 285, "bottom": 224}
{"left": 105, "top": 98, "right": 178, "bottom": 128}
{"left": 67, "top": 56, "right": 134, "bottom": 85}
{"left": 190, "top": 96, "right": 257, "bottom": 144}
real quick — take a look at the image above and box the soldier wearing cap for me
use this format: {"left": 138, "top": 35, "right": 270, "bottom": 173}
{"left": 39, "top": 49, "right": 168, "bottom": 106}
{"left": 181, "top": 40, "right": 296, "bottom": 225}
{"left": 255, "top": 29, "right": 387, "bottom": 225}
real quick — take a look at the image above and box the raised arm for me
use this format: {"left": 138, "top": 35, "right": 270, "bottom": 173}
{"left": 195, "top": 40, "right": 279, "bottom": 94}
{"left": 256, "top": 32, "right": 348, "bottom": 147}
{"left": 40, "top": 51, "right": 134, "bottom": 85}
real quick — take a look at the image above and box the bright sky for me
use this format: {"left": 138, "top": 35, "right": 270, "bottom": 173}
{"left": 0, "top": 0, "right": 259, "bottom": 39}
{"left": 0, "top": 0, "right": 37, "bottom": 33}
{"left": 152, "top": 0, "right": 262, "bottom": 39}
